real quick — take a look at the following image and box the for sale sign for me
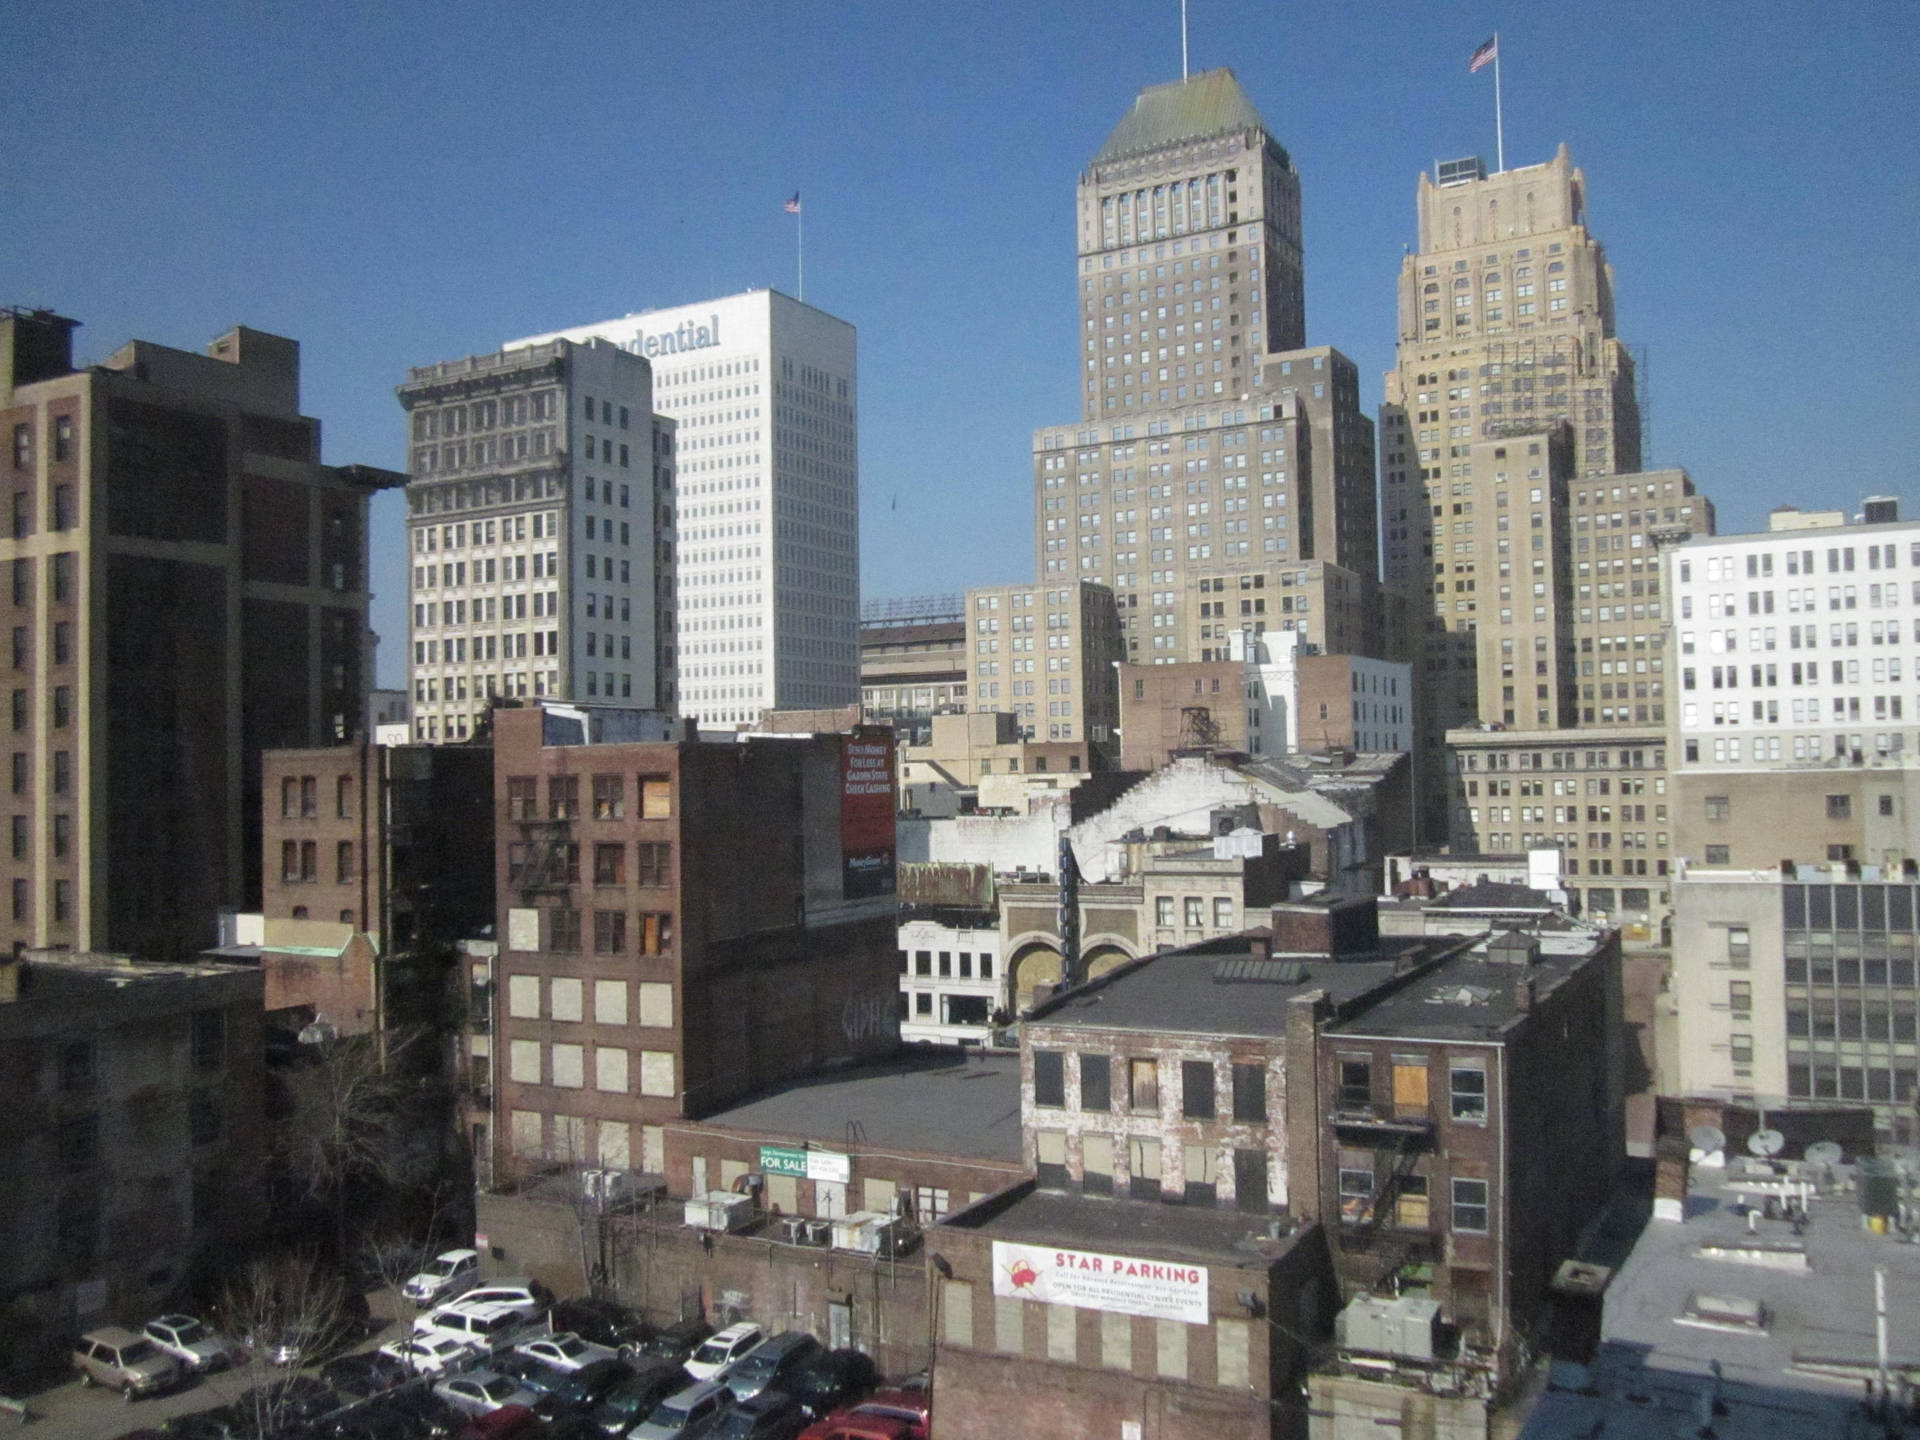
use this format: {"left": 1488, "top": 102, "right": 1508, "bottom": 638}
{"left": 990, "top": 1240, "right": 1209, "bottom": 1325}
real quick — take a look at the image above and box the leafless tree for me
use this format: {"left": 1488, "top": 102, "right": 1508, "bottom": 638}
{"left": 206, "top": 1254, "right": 352, "bottom": 1436}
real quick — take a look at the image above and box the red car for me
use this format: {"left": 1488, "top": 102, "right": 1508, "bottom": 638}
{"left": 796, "top": 1389, "right": 931, "bottom": 1440}
{"left": 457, "top": 1404, "right": 543, "bottom": 1440}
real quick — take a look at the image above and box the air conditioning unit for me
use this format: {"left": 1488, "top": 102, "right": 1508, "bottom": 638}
{"left": 683, "top": 1191, "right": 755, "bottom": 1233}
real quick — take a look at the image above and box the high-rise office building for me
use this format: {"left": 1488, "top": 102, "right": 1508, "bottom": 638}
{"left": 964, "top": 580, "right": 1122, "bottom": 758}
{"left": 0, "top": 309, "right": 401, "bottom": 958}
{"left": 1038, "top": 72, "right": 1385, "bottom": 672}
{"left": 398, "top": 338, "right": 678, "bottom": 742}
{"left": 513, "top": 290, "right": 859, "bottom": 727}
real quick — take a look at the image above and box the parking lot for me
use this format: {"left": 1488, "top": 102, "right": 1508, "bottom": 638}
{"left": 17, "top": 1317, "right": 413, "bottom": 1440}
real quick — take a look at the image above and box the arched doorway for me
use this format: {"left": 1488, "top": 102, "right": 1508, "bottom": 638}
{"left": 1008, "top": 942, "right": 1064, "bottom": 1011}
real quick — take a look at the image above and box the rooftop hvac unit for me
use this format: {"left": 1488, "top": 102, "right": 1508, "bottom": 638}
{"left": 830, "top": 1211, "right": 915, "bottom": 1258}
{"left": 1338, "top": 1294, "right": 1442, "bottom": 1362}
{"left": 683, "top": 1191, "right": 755, "bottom": 1233}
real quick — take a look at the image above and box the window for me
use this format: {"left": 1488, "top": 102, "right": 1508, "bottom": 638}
{"left": 58, "top": 1037, "right": 95, "bottom": 1092}
{"left": 637, "top": 912, "right": 673, "bottom": 955}
{"left": 1155, "top": 896, "right": 1174, "bottom": 926}
{"left": 299, "top": 841, "right": 316, "bottom": 881}
{"left": 1183, "top": 896, "right": 1203, "bottom": 927}
{"left": 1232, "top": 1063, "right": 1266, "bottom": 1122}
{"left": 506, "top": 777, "right": 537, "bottom": 820}
{"left": 1181, "top": 1059, "right": 1215, "bottom": 1118}
{"left": 1727, "top": 927, "right": 1751, "bottom": 963}
{"left": 1704, "top": 845, "right": 1730, "bottom": 865}
{"left": 1396, "top": 1174, "right": 1430, "bottom": 1229}
{"left": 594, "top": 843, "right": 624, "bottom": 886}
{"left": 1704, "top": 795, "right": 1730, "bottom": 822}
{"left": 1826, "top": 793, "right": 1852, "bottom": 820}
{"left": 1449, "top": 1065, "right": 1487, "bottom": 1122}
{"left": 1451, "top": 1177, "right": 1490, "bottom": 1233}
{"left": 545, "top": 908, "right": 582, "bottom": 952}
{"left": 1080, "top": 1053, "right": 1110, "bottom": 1111}
{"left": 335, "top": 840, "right": 354, "bottom": 883}
{"left": 191, "top": 1010, "right": 226, "bottom": 1072}
{"left": 1339, "top": 1056, "right": 1372, "bottom": 1110}
{"left": 1129, "top": 1058, "right": 1159, "bottom": 1112}
{"left": 548, "top": 776, "right": 579, "bottom": 819}
{"left": 636, "top": 842, "right": 670, "bottom": 887}
{"left": 1880, "top": 795, "right": 1896, "bottom": 817}
{"left": 1212, "top": 896, "right": 1233, "bottom": 928}
{"left": 640, "top": 776, "right": 673, "bottom": 818}
{"left": 300, "top": 777, "right": 316, "bottom": 817}
{"left": 336, "top": 775, "right": 352, "bottom": 818}
{"left": 1729, "top": 980, "right": 1752, "bottom": 1015}
{"left": 1033, "top": 1050, "right": 1065, "bottom": 1107}
{"left": 594, "top": 910, "right": 626, "bottom": 954}
{"left": 592, "top": 774, "right": 624, "bottom": 819}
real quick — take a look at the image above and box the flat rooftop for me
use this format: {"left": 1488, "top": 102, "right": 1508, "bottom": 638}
{"left": 1329, "top": 930, "right": 1604, "bottom": 1043}
{"left": 944, "top": 1184, "right": 1305, "bottom": 1272}
{"left": 1521, "top": 1160, "right": 1920, "bottom": 1438}
{"left": 696, "top": 1048, "right": 1022, "bottom": 1163}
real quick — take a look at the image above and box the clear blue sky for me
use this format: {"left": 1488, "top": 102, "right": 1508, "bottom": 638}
{"left": 5, "top": 2, "right": 1914, "bottom": 687}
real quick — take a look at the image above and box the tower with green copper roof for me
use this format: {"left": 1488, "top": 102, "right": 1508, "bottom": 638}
{"left": 1074, "top": 68, "right": 1305, "bottom": 421}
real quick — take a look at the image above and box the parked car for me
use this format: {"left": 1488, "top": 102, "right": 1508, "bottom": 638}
{"left": 414, "top": 1302, "right": 549, "bottom": 1356}
{"left": 157, "top": 1409, "right": 244, "bottom": 1440}
{"left": 450, "top": 1280, "right": 553, "bottom": 1323}
{"left": 714, "top": 1391, "right": 805, "bottom": 1440}
{"left": 379, "top": 1334, "right": 479, "bottom": 1378}
{"left": 631, "top": 1380, "right": 734, "bottom": 1440}
{"left": 586, "top": 1361, "right": 693, "bottom": 1436}
{"left": 231, "top": 1376, "right": 343, "bottom": 1426}
{"left": 512, "top": 1331, "right": 619, "bottom": 1374}
{"left": 723, "top": 1333, "right": 823, "bottom": 1403}
{"left": 73, "top": 1328, "right": 180, "bottom": 1400}
{"left": 454, "top": 1403, "right": 543, "bottom": 1440}
{"left": 795, "top": 1391, "right": 930, "bottom": 1440}
{"left": 786, "top": 1350, "right": 878, "bottom": 1422}
{"left": 550, "top": 1298, "right": 651, "bottom": 1355}
{"left": 537, "top": 1357, "right": 635, "bottom": 1416}
{"left": 488, "top": 1351, "right": 570, "bottom": 1400}
{"left": 433, "top": 1370, "right": 543, "bottom": 1420}
{"left": 141, "top": 1315, "right": 236, "bottom": 1374}
{"left": 319, "top": 1349, "right": 412, "bottom": 1399}
{"left": 366, "top": 1386, "right": 464, "bottom": 1440}
{"left": 402, "top": 1249, "right": 483, "bottom": 1308}
{"left": 681, "top": 1323, "right": 765, "bottom": 1383}
{"left": 635, "top": 1319, "right": 711, "bottom": 1366}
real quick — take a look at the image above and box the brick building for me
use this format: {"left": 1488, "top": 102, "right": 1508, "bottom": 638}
{"left": 486, "top": 701, "right": 902, "bottom": 1181}
{"left": 0, "top": 951, "right": 266, "bottom": 1379}
{"left": 0, "top": 309, "right": 402, "bottom": 960}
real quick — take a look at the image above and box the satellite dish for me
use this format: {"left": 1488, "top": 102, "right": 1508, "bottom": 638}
{"left": 1747, "top": 1129, "right": 1786, "bottom": 1158}
{"left": 1688, "top": 1125, "right": 1727, "bottom": 1154}
{"left": 1805, "top": 1141, "right": 1844, "bottom": 1167}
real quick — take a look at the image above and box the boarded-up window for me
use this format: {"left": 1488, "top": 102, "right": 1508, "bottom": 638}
{"left": 595, "top": 1047, "right": 628, "bottom": 1093}
{"left": 1129, "top": 1059, "right": 1159, "bottom": 1112}
{"left": 765, "top": 1173, "right": 799, "bottom": 1214}
{"left": 1216, "top": 1318, "right": 1250, "bottom": 1389}
{"left": 1047, "top": 1303, "right": 1077, "bottom": 1362}
{"left": 1036, "top": 1130, "right": 1067, "bottom": 1166}
{"left": 507, "top": 907, "right": 539, "bottom": 952}
{"left": 551, "top": 978, "right": 583, "bottom": 1022}
{"left": 551, "top": 1043, "right": 584, "bottom": 1088}
{"left": 1082, "top": 1133, "right": 1114, "bottom": 1176}
{"left": 507, "top": 975, "right": 540, "bottom": 1019}
{"left": 598, "top": 1121, "right": 630, "bottom": 1169}
{"left": 639, "top": 1050, "right": 675, "bottom": 1097}
{"left": 1101, "top": 1311, "right": 1132, "bottom": 1370}
{"left": 508, "top": 1040, "right": 541, "bottom": 1084}
{"left": 1156, "top": 1320, "right": 1188, "bottom": 1379}
{"left": 1184, "top": 1145, "right": 1218, "bottom": 1188}
{"left": 638, "top": 982, "right": 674, "bottom": 1028}
{"left": 995, "top": 1297, "right": 1025, "bottom": 1355}
{"left": 594, "top": 980, "right": 627, "bottom": 1025}
{"left": 864, "top": 1177, "right": 898, "bottom": 1213}
{"left": 510, "top": 1109, "right": 542, "bottom": 1156}
{"left": 720, "top": 1159, "right": 749, "bottom": 1190}
{"left": 640, "top": 776, "right": 673, "bottom": 819}
{"left": 1129, "top": 1137, "right": 1163, "bottom": 1179}
{"left": 641, "top": 1125, "right": 665, "bottom": 1173}
{"left": 942, "top": 1280, "right": 974, "bottom": 1347}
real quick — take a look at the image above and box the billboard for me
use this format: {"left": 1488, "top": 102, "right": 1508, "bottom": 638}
{"left": 758, "top": 1145, "right": 852, "bottom": 1184}
{"left": 841, "top": 728, "right": 896, "bottom": 899}
{"left": 991, "top": 1240, "right": 1209, "bottom": 1325}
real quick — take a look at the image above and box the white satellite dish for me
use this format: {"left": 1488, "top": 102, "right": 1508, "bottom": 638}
{"left": 1747, "top": 1128, "right": 1786, "bottom": 1158}
{"left": 1805, "top": 1140, "right": 1844, "bottom": 1167}
{"left": 1688, "top": 1124, "right": 1727, "bottom": 1155}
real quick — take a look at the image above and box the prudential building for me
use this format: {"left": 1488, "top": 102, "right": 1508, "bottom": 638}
{"left": 514, "top": 290, "right": 859, "bottom": 727}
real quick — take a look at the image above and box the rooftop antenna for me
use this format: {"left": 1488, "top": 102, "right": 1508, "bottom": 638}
{"left": 1181, "top": 0, "right": 1189, "bottom": 80}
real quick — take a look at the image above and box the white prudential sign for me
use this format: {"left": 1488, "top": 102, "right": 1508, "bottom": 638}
{"left": 990, "top": 1241, "right": 1209, "bottom": 1325}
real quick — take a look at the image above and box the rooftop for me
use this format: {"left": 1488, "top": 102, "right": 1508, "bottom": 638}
{"left": 944, "top": 1183, "right": 1305, "bottom": 1271}
{"left": 1521, "top": 1160, "right": 1920, "bottom": 1438}
{"left": 694, "top": 1048, "right": 1022, "bottom": 1163}
{"left": 1091, "top": 69, "right": 1274, "bottom": 167}
{"left": 1327, "top": 930, "right": 1604, "bottom": 1043}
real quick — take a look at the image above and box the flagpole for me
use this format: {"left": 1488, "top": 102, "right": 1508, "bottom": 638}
{"left": 797, "top": 203, "right": 804, "bottom": 303}
{"left": 1180, "top": 0, "right": 1188, "bottom": 79}
{"left": 1492, "top": 31, "right": 1505, "bottom": 174}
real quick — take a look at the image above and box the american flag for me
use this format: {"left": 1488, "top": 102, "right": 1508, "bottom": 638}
{"left": 784, "top": 192, "right": 802, "bottom": 214}
{"left": 1469, "top": 35, "right": 1498, "bottom": 73}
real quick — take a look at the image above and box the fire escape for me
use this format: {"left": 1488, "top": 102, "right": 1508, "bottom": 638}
{"left": 1331, "top": 1066, "right": 1440, "bottom": 1293}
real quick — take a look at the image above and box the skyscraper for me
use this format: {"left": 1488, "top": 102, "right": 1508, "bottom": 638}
{"left": 1037, "top": 71, "right": 1386, "bottom": 671}
{"left": 0, "top": 309, "right": 401, "bottom": 958}
{"left": 513, "top": 290, "right": 859, "bottom": 728}
{"left": 398, "top": 338, "right": 678, "bottom": 742}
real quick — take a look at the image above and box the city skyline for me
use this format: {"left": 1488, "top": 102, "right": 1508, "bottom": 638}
{"left": 4, "top": 2, "right": 1914, "bottom": 687}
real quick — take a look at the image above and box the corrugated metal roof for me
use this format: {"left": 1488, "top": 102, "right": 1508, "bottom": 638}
{"left": 1214, "top": 957, "right": 1310, "bottom": 984}
{"left": 1092, "top": 69, "right": 1270, "bottom": 166}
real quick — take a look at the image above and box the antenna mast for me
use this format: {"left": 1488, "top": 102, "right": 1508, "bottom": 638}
{"left": 1181, "top": 0, "right": 1189, "bottom": 79}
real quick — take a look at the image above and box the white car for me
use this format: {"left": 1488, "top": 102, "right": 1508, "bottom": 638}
{"left": 681, "top": 1322, "right": 765, "bottom": 1383}
{"left": 454, "top": 1279, "right": 553, "bottom": 1323}
{"left": 414, "top": 1301, "right": 548, "bottom": 1355}
{"left": 379, "top": 1334, "right": 477, "bottom": 1377}
{"left": 433, "top": 1369, "right": 541, "bottom": 1418}
{"left": 401, "top": 1248, "right": 482, "bottom": 1307}
{"left": 511, "top": 1331, "right": 618, "bottom": 1374}
{"left": 141, "top": 1315, "right": 235, "bottom": 1373}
